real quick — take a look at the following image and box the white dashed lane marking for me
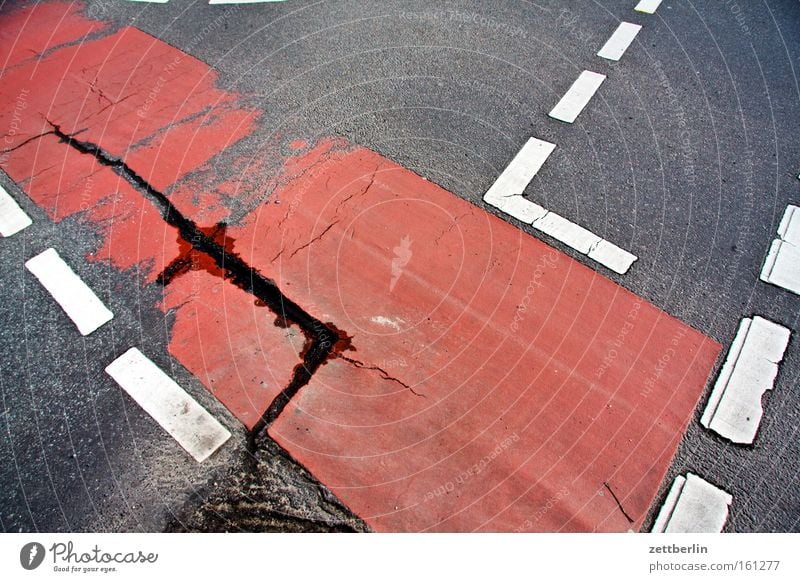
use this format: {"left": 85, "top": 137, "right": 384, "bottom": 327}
{"left": 597, "top": 22, "right": 642, "bottom": 62}
{"left": 701, "top": 316, "right": 790, "bottom": 444}
{"left": 760, "top": 205, "right": 800, "bottom": 295}
{"left": 634, "top": 0, "right": 663, "bottom": 14}
{"left": 483, "top": 138, "right": 637, "bottom": 274}
{"left": 548, "top": 70, "right": 606, "bottom": 124}
{"left": 652, "top": 473, "right": 732, "bottom": 533}
{"left": 25, "top": 248, "right": 113, "bottom": 336}
{"left": 106, "top": 348, "right": 232, "bottom": 463}
{"left": 0, "top": 183, "right": 32, "bottom": 237}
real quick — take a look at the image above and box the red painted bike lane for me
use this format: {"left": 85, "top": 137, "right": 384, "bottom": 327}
{"left": 0, "top": 1, "right": 721, "bottom": 530}
{"left": 223, "top": 140, "right": 721, "bottom": 532}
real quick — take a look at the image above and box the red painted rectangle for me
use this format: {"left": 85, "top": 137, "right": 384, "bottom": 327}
{"left": 224, "top": 139, "right": 721, "bottom": 532}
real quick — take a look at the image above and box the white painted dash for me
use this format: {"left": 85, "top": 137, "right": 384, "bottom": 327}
{"left": 652, "top": 473, "right": 732, "bottom": 533}
{"left": 760, "top": 205, "right": 800, "bottom": 295}
{"left": 597, "top": 22, "right": 642, "bottom": 61}
{"left": 548, "top": 70, "right": 606, "bottom": 124}
{"left": 106, "top": 348, "right": 231, "bottom": 463}
{"left": 701, "top": 316, "right": 790, "bottom": 444}
{"left": 0, "top": 183, "right": 32, "bottom": 237}
{"left": 25, "top": 248, "right": 113, "bottom": 336}
{"left": 635, "top": 0, "right": 663, "bottom": 14}
{"left": 483, "top": 139, "right": 637, "bottom": 274}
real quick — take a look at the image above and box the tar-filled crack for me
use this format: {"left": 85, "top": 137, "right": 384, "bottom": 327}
{"left": 603, "top": 481, "right": 634, "bottom": 524}
{"left": 47, "top": 120, "right": 341, "bottom": 439}
{"left": 337, "top": 354, "right": 425, "bottom": 397}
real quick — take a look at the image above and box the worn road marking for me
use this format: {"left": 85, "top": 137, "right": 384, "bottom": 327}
{"left": 760, "top": 205, "right": 800, "bottom": 295}
{"left": 701, "top": 316, "right": 790, "bottom": 444}
{"left": 548, "top": 70, "right": 606, "bottom": 124}
{"left": 106, "top": 348, "right": 231, "bottom": 462}
{"left": 25, "top": 248, "right": 113, "bottom": 336}
{"left": 652, "top": 474, "right": 732, "bottom": 533}
{"left": 483, "top": 138, "right": 637, "bottom": 274}
{"left": 0, "top": 6, "right": 302, "bottom": 430}
{"left": 0, "top": 184, "right": 32, "bottom": 237}
{"left": 597, "top": 22, "right": 642, "bottom": 61}
{"left": 635, "top": 0, "right": 663, "bottom": 14}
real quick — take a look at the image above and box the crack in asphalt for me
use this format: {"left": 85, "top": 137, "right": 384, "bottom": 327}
{"left": 337, "top": 354, "right": 425, "bottom": 398}
{"left": 0, "top": 130, "right": 56, "bottom": 153}
{"left": 46, "top": 119, "right": 342, "bottom": 437}
{"left": 270, "top": 220, "right": 340, "bottom": 264}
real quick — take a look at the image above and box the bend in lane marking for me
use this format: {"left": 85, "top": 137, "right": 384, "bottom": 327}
{"left": 548, "top": 70, "right": 606, "bottom": 124}
{"left": 25, "top": 248, "right": 113, "bottom": 336}
{"left": 651, "top": 473, "right": 732, "bottom": 533}
{"left": 597, "top": 22, "right": 642, "bottom": 62}
{"left": 634, "top": 0, "right": 663, "bottom": 14}
{"left": 701, "top": 316, "right": 790, "bottom": 444}
{"left": 106, "top": 348, "right": 232, "bottom": 463}
{"left": 483, "top": 138, "right": 637, "bottom": 274}
{"left": 0, "top": 184, "right": 32, "bottom": 237}
{"left": 484, "top": 136, "right": 554, "bottom": 224}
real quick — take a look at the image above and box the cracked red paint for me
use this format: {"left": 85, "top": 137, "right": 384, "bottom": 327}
{"left": 161, "top": 267, "right": 307, "bottom": 429}
{"left": 0, "top": 1, "right": 301, "bottom": 430}
{"left": 0, "top": 2, "right": 108, "bottom": 71}
{"left": 1, "top": 132, "right": 182, "bottom": 279}
{"left": 224, "top": 139, "right": 722, "bottom": 532}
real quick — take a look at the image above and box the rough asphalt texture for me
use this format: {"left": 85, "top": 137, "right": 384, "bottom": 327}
{"left": 1, "top": 0, "right": 798, "bottom": 532}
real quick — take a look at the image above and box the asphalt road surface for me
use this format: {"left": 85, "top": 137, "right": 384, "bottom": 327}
{"left": 1, "top": 0, "right": 798, "bottom": 533}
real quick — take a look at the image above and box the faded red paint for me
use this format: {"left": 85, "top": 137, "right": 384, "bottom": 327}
{"left": 0, "top": 2, "right": 301, "bottom": 430}
{"left": 0, "top": 2, "right": 108, "bottom": 71}
{"left": 0, "top": 10, "right": 257, "bottom": 178}
{"left": 1, "top": 132, "right": 182, "bottom": 280}
{"left": 0, "top": 4, "right": 258, "bottom": 274}
{"left": 125, "top": 105, "right": 258, "bottom": 192}
{"left": 223, "top": 140, "right": 722, "bottom": 532}
{"left": 163, "top": 151, "right": 280, "bottom": 226}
